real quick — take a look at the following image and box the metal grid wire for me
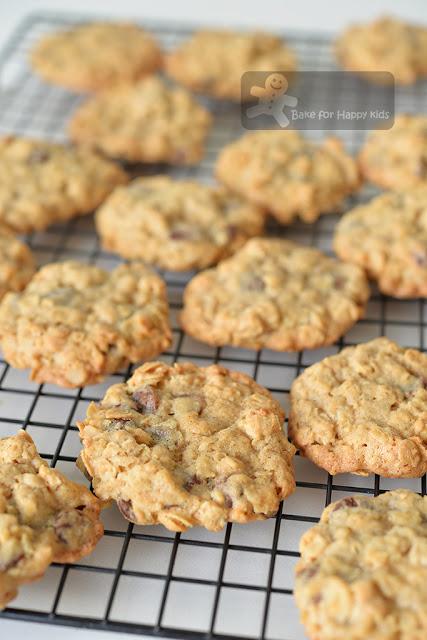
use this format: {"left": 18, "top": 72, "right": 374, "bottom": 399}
{"left": 0, "top": 11, "right": 426, "bottom": 640}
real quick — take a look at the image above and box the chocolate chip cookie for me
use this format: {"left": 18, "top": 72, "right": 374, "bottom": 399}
{"left": 0, "top": 261, "right": 171, "bottom": 388}
{"left": 31, "top": 22, "right": 162, "bottom": 91}
{"left": 165, "top": 29, "right": 296, "bottom": 101}
{"left": 0, "top": 135, "right": 128, "bottom": 233}
{"left": 334, "top": 187, "right": 427, "bottom": 298}
{"left": 336, "top": 16, "right": 427, "bottom": 85}
{"left": 0, "top": 430, "right": 103, "bottom": 609}
{"left": 96, "top": 176, "right": 266, "bottom": 271}
{"left": 77, "top": 360, "right": 296, "bottom": 532}
{"left": 295, "top": 490, "right": 427, "bottom": 640}
{"left": 289, "top": 338, "right": 427, "bottom": 477}
{"left": 359, "top": 114, "right": 427, "bottom": 190}
{"left": 0, "top": 230, "right": 35, "bottom": 300}
{"left": 181, "top": 238, "right": 370, "bottom": 351}
{"left": 69, "top": 77, "right": 212, "bottom": 165}
{"left": 216, "top": 131, "right": 360, "bottom": 224}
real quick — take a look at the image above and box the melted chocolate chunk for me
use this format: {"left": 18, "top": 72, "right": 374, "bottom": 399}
{"left": 332, "top": 496, "right": 359, "bottom": 511}
{"left": 184, "top": 474, "right": 202, "bottom": 491}
{"left": 413, "top": 250, "right": 427, "bottom": 267}
{"left": 117, "top": 498, "right": 136, "bottom": 522}
{"left": 133, "top": 385, "right": 160, "bottom": 414}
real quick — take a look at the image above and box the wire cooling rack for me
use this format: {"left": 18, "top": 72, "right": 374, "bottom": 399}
{"left": 0, "top": 10, "right": 426, "bottom": 640}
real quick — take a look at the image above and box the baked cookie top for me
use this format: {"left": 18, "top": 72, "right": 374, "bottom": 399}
{"left": 96, "top": 176, "right": 266, "bottom": 271}
{"left": 0, "top": 430, "right": 103, "bottom": 609}
{"left": 69, "top": 77, "right": 212, "bottom": 165}
{"left": 0, "top": 261, "right": 171, "bottom": 388}
{"left": 77, "top": 360, "right": 296, "bottom": 532}
{"left": 180, "top": 238, "right": 370, "bottom": 352}
{"left": 295, "top": 490, "right": 427, "bottom": 640}
{"left": 31, "top": 22, "right": 162, "bottom": 91}
{"left": 334, "top": 187, "right": 427, "bottom": 299}
{"left": 216, "top": 131, "right": 360, "bottom": 224}
{"left": 289, "top": 338, "right": 427, "bottom": 477}
{"left": 0, "top": 230, "right": 35, "bottom": 301}
{"left": 359, "top": 114, "right": 427, "bottom": 190}
{"left": 165, "top": 29, "right": 296, "bottom": 101}
{"left": 0, "top": 136, "right": 128, "bottom": 233}
{"left": 335, "top": 16, "right": 427, "bottom": 85}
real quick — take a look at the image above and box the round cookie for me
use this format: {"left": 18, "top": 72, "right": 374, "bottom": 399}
{"left": 0, "top": 230, "right": 35, "bottom": 300}
{"left": 69, "top": 77, "right": 212, "bottom": 165}
{"left": 77, "top": 360, "right": 296, "bottom": 532}
{"left": 289, "top": 338, "right": 427, "bottom": 477}
{"left": 165, "top": 29, "right": 296, "bottom": 101}
{"left": 295, "top": 490, "right": 427, "bottom": 640}
{"left": 96, "top": 176, "right": 266, "bottom": 271}
{"left": 0, "top": 260, "right": 171, "bottom": 388}
{"left": 216, "top": 131, "right": 360, "bottom": 224}
{"left": 359, "top": 115, "right": 427, "bottom": 190}
{"left": 335, "top": 16, "right": 427, "bottom": 85}
{"left": 180, "top": 238, "right": 370, "bottom": 352}
{"left": 31, "top": 22, "right": 162, "bottom": 92}
{"left": 0, "top": 135, "right": 128, "bottom": 233}
{"left": 0, "top": 430, "right": 103, "bottom": 609}
{"left": 334, "top": 187, "right": 427, "bottom": 298}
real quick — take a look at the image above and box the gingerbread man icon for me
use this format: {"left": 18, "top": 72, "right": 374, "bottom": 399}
{"left": 246, "top": 73, "right": 297, "bottom": 128}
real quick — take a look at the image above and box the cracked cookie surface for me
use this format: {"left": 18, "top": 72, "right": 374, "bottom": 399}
{"left": 0, "top": 430, "right": 103, "bottom": 609}
{"left": 0, "top": 231, "right": 35, "bottom": 301}
{"left": 180, "top": 238, "right": 369, "bottom": 351}
{"left": 77, "top": 360, "right": 296, "bottom": 532}
{"left": 359, "top": 114, "right": 427, "bottom": 190}
{"left": 0, "top": 136, "right": 128, "bottom": 233}
{"left": 295, "top": 490, "right": 427, "bottom": 640}
{"left": 335, "top": 16, "right": 427, "bottom": 85}
{"left": 31, "top": 22, "right": 162, "bottom": 92}
{"left": 289, "top": 338, "right": 427, "bottom": 477}
{"left": 165, "top": 30, "right": 296, "bottom": 101}
{"left": 216, "top": 131, "right": 360, "bottom": 224}
{"left": 96, "top": 176, "right": 265, "bottom": 271}
{"left": 0, "top": 260, "right": 171, "bottom": 388}
{"left": 69, "top": 77, "right": 212, "bottom": 165}
{"left": 334, "top": 187, "right": 427, "bottom": 298}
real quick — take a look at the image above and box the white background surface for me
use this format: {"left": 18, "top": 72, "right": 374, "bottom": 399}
{"left": 0, "top": 1, "right": 426, "bottom": 639}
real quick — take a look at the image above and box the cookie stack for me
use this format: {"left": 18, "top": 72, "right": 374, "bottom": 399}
{"left": 0, "top": 16, "right": 425, "bottom": 638}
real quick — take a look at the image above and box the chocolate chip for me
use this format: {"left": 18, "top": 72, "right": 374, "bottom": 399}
{"left": 170, "top": 228, "right": 193, "bottom": 241}
{"left": 27, "top": 148, "right": 50, "bottom": 164}
{"left": 184, "top": 474, "right": 202, "bottom": 491}
{"left": 224, "top": 495, "right": 233, "bottom": 509}
{"left": 412, "top": 250, "right": 427, "bottom": 267}
{"left": 0, "top": 553, "right": 24, "bottom": 571}
{"left": 117, "top": 498, "right": 136, "bottom": 522}
{"left": 133, "top": 385, "right": 159, "bottom": 414}
{"left": 333, "top": 496, "right": 359, "bottom": 511}
{"left": 54, "top": 514, "right": 73, "bottom": 545}
{"left": 76, "top": 505, "right": 86, "bottom": 511}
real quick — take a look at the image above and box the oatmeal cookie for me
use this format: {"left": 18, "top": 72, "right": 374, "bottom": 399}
{"left": 96, "top": 176, "right": 266, "bottom": 271}
{"left": 295, "top": 490, "right": 427, "bottom": 640}
{"left": 0, "top": 230, "right": 35, "bottom": 300}
{"left": 0, "top": 261, "right": 171, "bottom": 388}
{"left": 359, "top": 114, "right": 427, "bottom": 190}
{"left": 335, "top": 16, "right": 427, "bottom": 85}
{"left": 69, "top": 77, "right": 212, "bottom": 165}
{"left": 334, "top": 187, "right": 427, "bottom": 298}
{"left": 165, "top": 29, "right": 296, "bottom": 101}
{"left": 289, "top": 338, "right": 427, "bottom": 477}
{"left": 31, "top": 22, "right": 162, "bottom": 91}
{"left": 180, "top": 238, "right": 369, "bottom": 351}
{"left": 77, "top": 360, "right": 295, "bottom": 532}
{"left": 0, "top": 135, "right": 128, "bottom": 233}
{"left": 0, "top": 430, "right": 103, "bottom": 609}
{"left": 216, "top": 131, "right": 360, "bottom": 224}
